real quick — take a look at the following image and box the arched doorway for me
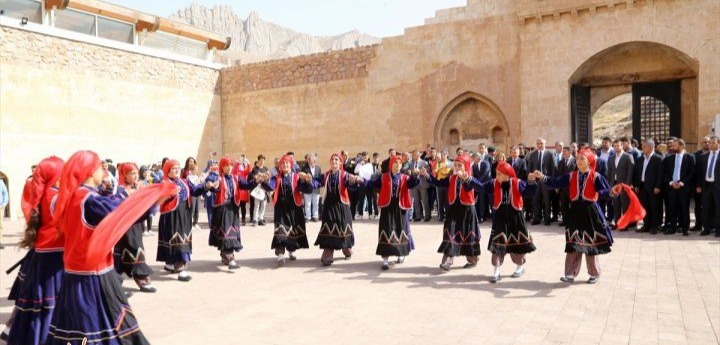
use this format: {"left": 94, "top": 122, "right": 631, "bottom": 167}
{"left": 434, "top": 92, "right": 510, "bottom": 155}
{"left": 570, "top": 41, "right": 698, "bottom": 145}
{"left": 593, "top": 93, "right": 632, "bottom": 146}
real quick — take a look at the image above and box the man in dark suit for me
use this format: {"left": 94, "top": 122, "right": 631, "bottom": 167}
{"left": 471, "top": 152, "right": 491, "bottom": 222}
{"left": 608, "top": 139, "right": 636, "bottom": 230}
{"left": 663, "top": 138, "right": 695, "bottom": 236}
{"left": 596, "top": 137, "right": 615, "bottom": 221}
{"left": 508, "top": 146, "right": 532, "bottom": 220}
{"left": 301, "top": 154, "right": 323, "bottom": 222}
{"left": 634, "top": 139, "right": 664, "bottom": 234}
{"left": 380, "top": 148, "right": 396, "bottom": 174}
{"left": 556, "top": 146, "right": 576, "bottom": 226}
{"left": 696, "top": 136, "right": 720, "bottom": 237}
{"left": 527, "top": 138, "right": 557, "bottom": 225}
{"left": 692, "top": 136, "right": 710, "bottom": 231}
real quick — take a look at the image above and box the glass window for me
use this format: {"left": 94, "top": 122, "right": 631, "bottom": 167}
{"left": 0, "top": 0, "right": 42, "bottom": 24}
{"left": 54, "top": 8, "right": 96, "bottom": 35}
{"left": 97, "top": 16, "right": 133, "bottom": 44}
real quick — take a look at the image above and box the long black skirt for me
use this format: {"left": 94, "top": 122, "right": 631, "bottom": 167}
{"left": 48, "top": 269, "right": 150, "bottom": 345}
{"left": 488, "top": 204, "right": 536, "bottom": 255}
{"left": 8, "top": 249, "right": 33, "bottom": 301}
{"left": 315, "top": 194, "right": 354, "bottom": 250}
{"left": 114, "top": 223, "right": 153, "bottom": 278}
{"left": 564, "top": 200, "right": 612, "bottom": 255}
{"left": 157, "top": 202, "right": 193, "bottom": 264}
{"left": 438, "top": 201, "right": 481, "bottom": 257}
{"left": 376, "top": 197, "right": 413, "bottom": 257}
{"left": 208, "top": 202, "right": 243, "bottom": 252}
{"left": 272, "top": 197, "right": 309, "bottom": 251}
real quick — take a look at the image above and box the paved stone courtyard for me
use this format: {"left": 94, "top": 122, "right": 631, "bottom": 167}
{"left": 1, "top": 214, "right": 718, "bottom": 344}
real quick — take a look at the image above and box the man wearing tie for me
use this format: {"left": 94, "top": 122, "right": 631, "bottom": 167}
{"left": 471, "top": 152, "right": 492, "bottom": 223}
{"left": 634, "top": 139, "right": 664, "bottom": 234}
{"left": 556, "top": 146, "right": 576, "bottom": 227}
{"left": 410, "top": 150, "right": 431, "bottom": 222}
{"left": 692, "top": 136, "right": 710, "bottom": 231}
{"left": 664, "top": 138, "right": 695, "bottom": 236}
{"left": 608, "top": 139, "right": 635, "bottom": 230}
{"left": 528, "top": 138, "right": 557, "bottom": 225}
{"left": 696, "top": 136, "right": 720, "bottom": 237}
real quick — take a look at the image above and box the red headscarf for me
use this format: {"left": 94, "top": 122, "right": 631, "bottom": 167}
{"left": 454, "top": 154, "right": 472, "bottom": 174}
{"left": 496, "top": 160, "right": 516, "bottom": 178}
{"left": 54, "top": 150, "right": 102, "bottom": 230}
{"left": 162, "top": 159, "right": 180, "bottom": 181}
{"left": 330, "top": 153, "right": 343, "bottom": 170}
{"left": 389, "top": 154, "right": 403, "bottom": 173}
{"left": 118, "top": 162, "right": 139, "bottom": 188}
{"left": 21, "top": 156, "right": 64, "bottom": 222}
{"left": 219, "top": 157, "right": 233, "bottom": 174}
{"left": 278, "top": 155, "right": 293, "bottom": 174}
{"left": 577, "top": 149, "right": 596, "bottom": 171}
{"left": 216, "top": 157, "right": 233, "bottom": 205}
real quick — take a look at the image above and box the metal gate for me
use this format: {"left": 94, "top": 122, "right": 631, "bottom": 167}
{"left": 632, "top": 81, "right": 681, "bottom": 143}
{"left": 571, "top": 84, "right": 591, "bottom": 144}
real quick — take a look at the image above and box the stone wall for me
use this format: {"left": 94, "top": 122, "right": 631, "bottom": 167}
{"left": 222, "top": 45, "right": 378, "bottom": 93}
{"left": 0, "top": 25, "right": 222, "bottom": 218}
{"left": 220, "top": 0, "right": 718, "bottom": 163}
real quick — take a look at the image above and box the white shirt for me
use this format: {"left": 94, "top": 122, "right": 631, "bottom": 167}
{"left": 355, "top": 162, "right": 374, "bottom": 180}
{"left": 614, "top": 152, "right": 622, "bottom": 168}
{"left": 599, "top": 149, "right": 611, "bottom": 162}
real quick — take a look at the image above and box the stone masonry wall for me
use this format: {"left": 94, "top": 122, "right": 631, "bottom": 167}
{"left": 0, "top": 25, "right": 222, "bottom": 218}
{"left": 221, "top": 45, "right": 378, "bottom": 93}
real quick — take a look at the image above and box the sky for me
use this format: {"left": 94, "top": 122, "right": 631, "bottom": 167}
{"left": 113, "top": 0, "right": 468, "bottom": 37}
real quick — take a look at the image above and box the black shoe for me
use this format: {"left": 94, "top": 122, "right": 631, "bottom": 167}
{"left": 682, "top": 229, "right": 689, "bottom": 236}
{"left": 664, "top": 229, "right": 677, "bottom": 235}
{"left": 715, "top": 232, "right": 720, "bottom": 238}
{"left": 412, "top": 218, "right": 421, "bottom": 222}
{"left": 463, "top": 263, "right": 476, "bottom": 269}
{"left": 587, "top": 276, "right": 599, "bottom": 284}
{"left": 558, "top": 221, "right": 565, "bottom": 227}
{"left": 636, "top": 226, "right": 649, "bottom": 233}
{"left": 490, "top": 276, "right": 501, "bottom": 284}
{"left": 423, "top": 218, "right": 431, "bottom": 222}
{"left": 0, "top": 331, "right": 8, "bottom": 341}
{"left": 544, "top": 221, "right": 551, "bottom": 226}
{"left": 531, "top": 220, "right": 541, "bottom": 225}
{"left": 650, "top": 228, "right": 658, "bottom": 235}
{"left": 0, "top": 243, "right": 4, "bottom": 250}
{"left": 700, "top": 229, "right": 711, "bottom": 236}
{"left": 381, "top": 262, "right": 389, "bottom": 270}
{"left": 259, "top": 221, "right": 266, "bottom": 226}
{"left": 439, "top": 263, "right": 451, "bottom": 271}
{"left": 550, "top": 217, "right": 558, "bottom": 223}
{"left": 311, "top": 218, "right": 318, "bottom": 222}
{"left": 690, "top": 225, "right": 701, "bottom": 231}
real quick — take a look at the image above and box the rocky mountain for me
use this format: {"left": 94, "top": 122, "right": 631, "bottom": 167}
{"left": 170, "top": 3, "right": 381, "bottom": 64}
{"left": 592, "top": 93, "right": 632, "bottom": 146}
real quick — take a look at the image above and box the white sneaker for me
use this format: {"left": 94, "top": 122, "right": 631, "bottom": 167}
{"left": 178, "top": 270, "right": 192, "bottom": 281}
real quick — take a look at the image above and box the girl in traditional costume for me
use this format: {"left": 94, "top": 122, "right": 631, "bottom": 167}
{"left": 260, "top": 155, "right": 317, "bottom": 267}
{"left": 6, "top": 156, "right": 64, "bottom": 345}
{"left": 422, "top": 154, "right": 482, "bottom": 271}
{"left": 313, "top": 153, "right": 361, "bottom": 266}
{"left": 48, "top": 150, "right": 174, "bottom": 344}
{"left": 366, "top": 154, "right": 420, "bottom": 270}
{"left": 113, "top": 163, "right": 157, "bottom": 292}
{"left": 470, "top": 160, "right": 538, "bottom": 283}
{"left": 205, "top": 157, "right": 259, "bottom": 269}
{"left": 535, "top": 149, "right": 625, "bottom": 284}
{"left": 157, "top": 159, "right": 212, "bottom": 281}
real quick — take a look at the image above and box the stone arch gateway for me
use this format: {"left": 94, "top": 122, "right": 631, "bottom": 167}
{"left": 433, "top": 92, "right": 510, "bottom": 154}
{"left": 569, "top": 41, "right": 699, "bottom": 144}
